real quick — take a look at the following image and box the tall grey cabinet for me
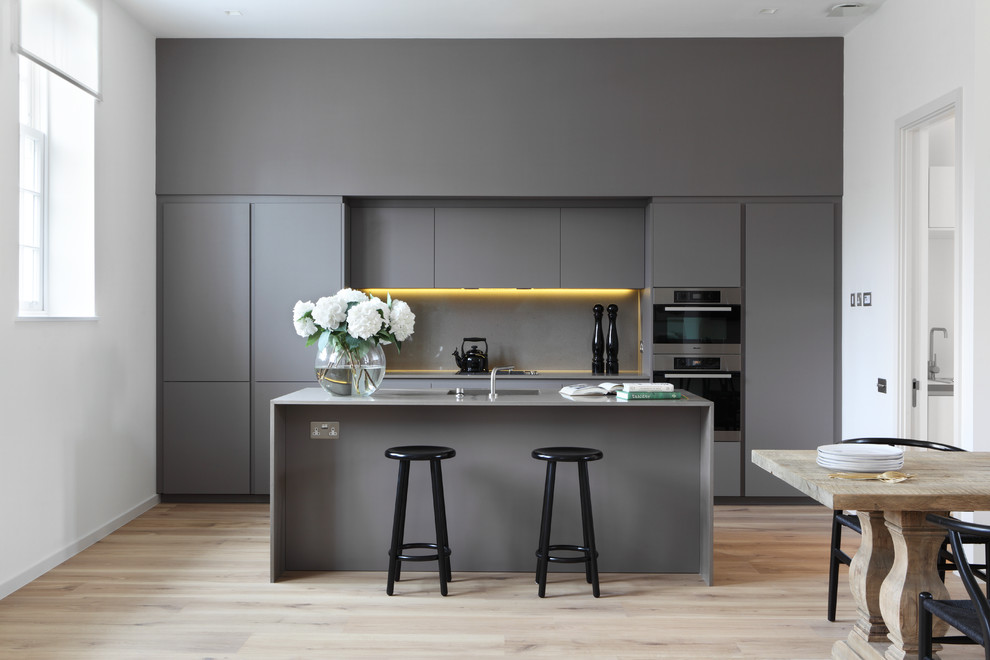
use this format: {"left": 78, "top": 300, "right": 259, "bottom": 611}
{"left": 251, "top": 202, "right": 344, "bottom": 493}
{"left": 160, "top": 198, "right": 344, "bottom": 496}
{"left": 161, "top": 202, "right": 251, "bottom": 494}
{"left": 744, "top": 203, "right": 837, "bottom": 496}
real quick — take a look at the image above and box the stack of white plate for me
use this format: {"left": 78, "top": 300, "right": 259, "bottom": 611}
{"left": 816, "top": 444, "right": 904, "bottom": 472}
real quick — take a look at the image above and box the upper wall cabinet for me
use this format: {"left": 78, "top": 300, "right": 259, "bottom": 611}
{"left": 162, "top": 202, "right": 250, "bottom": 381}
{"left": 252, "top": 202, "right": 344, "bottom": 382}
{"left": 561, "top": 208, "right": 645, "bottom": 288}
{"left": 434, "top": 208, "right": 561, "bottom": 288}
{"left": 349, "top": 207, "right": 435, "bottom": 288}
{"left": 652, "top": 204, "right": 741, "bottom": 287}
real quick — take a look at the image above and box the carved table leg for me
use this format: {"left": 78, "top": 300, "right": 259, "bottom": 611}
{"left": 851, "top": 511, "right": 894, "bottom": 642}
{"left": 833, "top": 511, "right": 894, "bottom": 659}
{"left": 880, "top": 510, "right": 950, "bottom": 660}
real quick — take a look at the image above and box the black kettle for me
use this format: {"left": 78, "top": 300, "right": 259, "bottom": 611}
{"left": 453, "top": 337, "right": 489, "bottom": 373}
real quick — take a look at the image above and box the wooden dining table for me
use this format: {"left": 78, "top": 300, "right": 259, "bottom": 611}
{"left": 752, "top": 448, "right": 990, "bottom": 660}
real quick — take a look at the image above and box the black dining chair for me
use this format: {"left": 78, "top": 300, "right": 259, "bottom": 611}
{"left": 827, "top": 437, "right": 966, "bottom": 622}
{"left": 919, "top": 514, "right": 990, "bottom": 660}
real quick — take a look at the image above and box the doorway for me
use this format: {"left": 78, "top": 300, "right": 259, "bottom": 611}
{"left": 897, "top": 91, "right": 961, "bottom": 446}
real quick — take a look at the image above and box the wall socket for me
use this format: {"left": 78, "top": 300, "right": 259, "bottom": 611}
{"left": 310, "top": 421, "right": 340, "bottom": 439}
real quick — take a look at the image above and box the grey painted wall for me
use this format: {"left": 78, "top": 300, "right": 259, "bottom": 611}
{"left": 156, "top": 38, "right": 842, "bottom": 197}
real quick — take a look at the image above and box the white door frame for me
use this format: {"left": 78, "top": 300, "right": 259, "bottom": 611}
{"left": 895, "top": 89, "right": 962, "bottom": 441}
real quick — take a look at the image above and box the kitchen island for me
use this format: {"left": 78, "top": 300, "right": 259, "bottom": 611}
{"left": 270, "top": 387, "right": 714, "bottom": 584}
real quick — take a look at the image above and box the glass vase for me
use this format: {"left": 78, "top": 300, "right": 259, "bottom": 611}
{"left": 315, "top": 340, "right": 387, "bottom": 396}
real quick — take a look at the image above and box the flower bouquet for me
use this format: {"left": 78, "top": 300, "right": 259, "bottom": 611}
{"left": 293, "top": 288, "right": 415, "bottom": 396}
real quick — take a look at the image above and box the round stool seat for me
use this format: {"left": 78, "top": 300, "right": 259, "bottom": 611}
{"left": 532, "top": 447, "right": 603, "bottom": 462}
{"left": 385, "top": 445, "right": 456, "bottom": 461}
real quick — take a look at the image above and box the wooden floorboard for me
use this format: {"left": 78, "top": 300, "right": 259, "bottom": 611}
{"left": 0, "top": 503, "right": 983, "bottom": 658}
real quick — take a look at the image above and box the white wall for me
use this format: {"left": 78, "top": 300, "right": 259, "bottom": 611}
{"left": 842, "top": 0, "right": 989, "bottom": 451}
{"left": 0, "top": 0, "right": 158, "bottom": 598}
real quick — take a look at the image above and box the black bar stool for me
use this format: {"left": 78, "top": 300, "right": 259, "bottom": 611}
{"left": 385, "top": 445, "right": 455, "bottom": 596}
{"left": 532, "top": 446, "right": 603, "bottom": 598}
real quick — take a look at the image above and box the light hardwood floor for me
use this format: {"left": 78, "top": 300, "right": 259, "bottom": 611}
{"left": 0, "top": 504, "right": 982, "bottom": 659}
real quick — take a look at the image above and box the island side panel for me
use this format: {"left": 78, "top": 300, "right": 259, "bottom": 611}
{"left": 270, "top": 400, "right": 286, "bottom": 581}
{"left": 700, "top": 403, "right": 714, "bottom": 585}
{"left": 278, "top": 403, "right": 707, "bottom": 574}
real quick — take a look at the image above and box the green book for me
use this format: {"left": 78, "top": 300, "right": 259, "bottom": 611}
{"left": 615, "top": 390, "right": 682, "bottom": 400}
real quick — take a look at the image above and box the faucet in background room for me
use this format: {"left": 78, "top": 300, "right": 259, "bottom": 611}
{"left": 928, "top": 327, "right": 948, "bottom": 380}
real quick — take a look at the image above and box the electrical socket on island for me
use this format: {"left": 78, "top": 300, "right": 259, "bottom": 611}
{"left": 310, "top": 421, "right": 340, "bottom": 439}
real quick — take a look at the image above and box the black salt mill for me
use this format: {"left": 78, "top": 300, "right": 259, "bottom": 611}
{"left": 605, "top": 304, "right": 619, "bottom": 374}
{"left": 592, "top": 304, "right": 605, "bottom": 374}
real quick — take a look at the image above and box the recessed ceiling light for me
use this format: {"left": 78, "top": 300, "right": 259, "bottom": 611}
{"left": 827, "top": 3, "right": 867, "bottom": 17}
{"left": 759, "top": 8, "right": 779, "bottom": 15}
{"left": 224, "top": 9, "right": 244, "bottom": 17}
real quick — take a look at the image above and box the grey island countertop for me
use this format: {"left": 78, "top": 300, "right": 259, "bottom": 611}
{"left": 273, "top": 387, "right": 709, "bottom": 407}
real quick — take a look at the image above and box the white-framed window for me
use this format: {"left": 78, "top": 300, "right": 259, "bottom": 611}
{"left": 15, "top": 0, "right": 100, "bottom": 319}
{"left": 18, "top": 57, "right": 49, "bottom": 313}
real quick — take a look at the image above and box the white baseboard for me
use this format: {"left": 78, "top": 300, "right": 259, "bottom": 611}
{"left": 0, "top": 493, "right": 161, "bottom": 600}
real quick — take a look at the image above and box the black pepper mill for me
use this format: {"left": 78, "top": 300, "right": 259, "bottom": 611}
{"left": 592, "top": 304, "right": 605, "bottom": 374}
{"left": 605, "top": 304, "right": 619, "bottom": 374}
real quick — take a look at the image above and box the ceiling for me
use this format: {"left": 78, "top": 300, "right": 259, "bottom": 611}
{"left": 114, "top": 0, "right": 885, "bottom": 39}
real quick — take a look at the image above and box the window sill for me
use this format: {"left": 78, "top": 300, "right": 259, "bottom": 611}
{"left": 16, "top": 315, "right": 99, "bottom": 322}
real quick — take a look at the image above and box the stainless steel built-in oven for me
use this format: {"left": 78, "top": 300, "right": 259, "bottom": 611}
{"left": 652, "top": 288, "right": 741, "bottom": 355}
{"left": 654, "top": 355, "right": 741, "bottom": 443}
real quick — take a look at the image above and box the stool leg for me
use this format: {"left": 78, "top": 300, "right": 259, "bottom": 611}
{"left": 387, "top": 460, "right": 411, "bottom": 595}
{"left": 578, "top": 461, "right": 600, "bottom": 598}
{"left": 430, "top": 458, "right": 450, "bottom": 595}
{"left": 536, "top": 460, "right": 557, "bottom": 598}
{"left": 433, "top": 459, "right": 452, "bottom": 583}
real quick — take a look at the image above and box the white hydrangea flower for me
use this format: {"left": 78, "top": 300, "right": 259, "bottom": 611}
{"left": 312, "top": 295, "right": 348, "bottom": 330}
{"left": 334, "top": 288, "right": 369, "bottom": 305}
{"left": 293, "top": 300, "right": 315, "bottom": 319}
{"left": 294, "top": 316, "right": 318, "bottom": 337}
{"left": 346, "top": 298, "right": 387, "bottom": 340}
{"left": 389, "top": 299, "right": 416, "bottom": 341}
{"left": 292, "top": 300, "right": 318, "bottom": 337}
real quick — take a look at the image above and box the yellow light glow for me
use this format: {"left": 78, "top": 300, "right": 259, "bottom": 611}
{"left": 365, "top": 288, "right": 640, "bottom": 299}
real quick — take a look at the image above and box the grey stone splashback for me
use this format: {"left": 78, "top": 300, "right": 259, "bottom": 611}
{"left": 372, "top": 289, "right": 642, "bottom": 373}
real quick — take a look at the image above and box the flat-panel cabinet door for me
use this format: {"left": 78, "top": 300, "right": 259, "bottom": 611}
{"left": 350, "top": 207, "right": 434, "bottom": 288}
{"left": 253, "top": 202, "right": 344, "bottom": 382}
{"left": 653, "top": 203, "right": 741, "bottom": 287}
{"left": 162, "top": 202, "right": 250, "bottom": 381}
{"left": 560, "top": 208, "right": 645, "bottom": 288}
{"left": 162, "top": 382, "right": 250, "bottom": 494}
{"left": 714, "top": 442, "right": 742, "bottom": 497}
{"left": 744, "top": 203, "right": 835, "bottom": 496}
{"left": 434, "top": 208, "right": 560, "bottom": 288}
{"left": 252, "top": 381, "right": 314, "bottom": 495}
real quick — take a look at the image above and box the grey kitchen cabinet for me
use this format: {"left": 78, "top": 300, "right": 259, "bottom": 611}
{"left": 652, "top": 203, "right": 742, "bottom": 287}
{"left": 434, "top": 208, "right": 561, "bottom": 288}
{"left": 714, "top": 442, "right": 742, "bottom": 497}
{"left": 350, "top": 206, "right": 435, "bottom": 288}
{"left": 162, "top": 382, "right": 251, "bottom": 494}
{"left": 162, "top": 202, "right": 250, "bottom": 381}
{"left": 561, "top": 208, "right": 645, "bottom": 288}
{"left": 253, "top": 381, "right": 316, "bottom": 495}
{"left": 253, "top": 202, "right": 345, "bottom": 382}
{"left": 744, "top": 202, "right": 836, "bottom": 497}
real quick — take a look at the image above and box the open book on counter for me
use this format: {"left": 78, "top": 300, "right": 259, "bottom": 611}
{"left": 558, "top": 382, "right": 676, "bottom": 397}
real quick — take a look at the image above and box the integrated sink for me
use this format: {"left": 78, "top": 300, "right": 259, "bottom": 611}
{"left": 447, "top": 388, "right": 541, "bottom": 396}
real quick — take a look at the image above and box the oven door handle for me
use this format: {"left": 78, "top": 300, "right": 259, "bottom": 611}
{"left": 663, "top": 373, "right": 734, "bottom": 379}
{"left": 663, "top": 306, "right": 734, "bottom": 312}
